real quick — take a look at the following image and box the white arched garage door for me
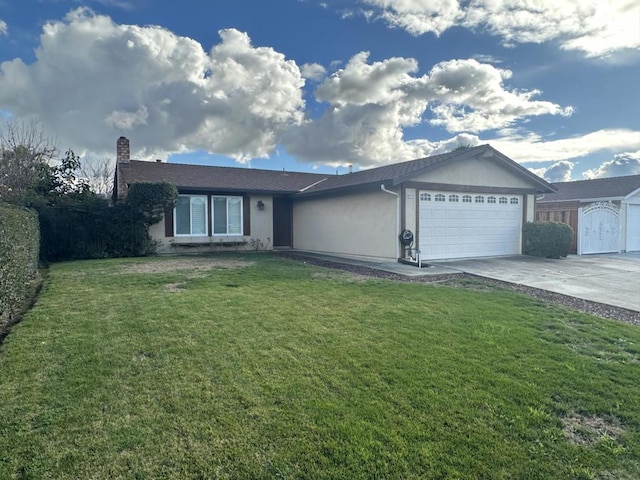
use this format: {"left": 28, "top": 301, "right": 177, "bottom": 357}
{"left": 418, "top": 191, "right": 522, "bottom": 260}
{"left": 578, "top": 203, "right": 620, "bottom": 255}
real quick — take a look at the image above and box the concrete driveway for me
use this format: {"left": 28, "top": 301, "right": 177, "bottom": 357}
{"left": 432, "top": 253, "right": 640, "bottom": 312}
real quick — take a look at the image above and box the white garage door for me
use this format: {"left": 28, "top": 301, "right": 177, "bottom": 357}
{"left": 418, "top": 191, "right": 522, "bottom": 261}
{"left": 626, "top": 204, "right": 640, "bottom": 252}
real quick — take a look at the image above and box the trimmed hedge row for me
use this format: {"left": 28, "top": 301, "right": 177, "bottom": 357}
{"left": 38, "top": 202, "right": 155, "bottom": 262}
{"left": 523, "top": 221, "right": 573, "bottom": 259}
{"left": 0, "top": 204, "right": 40, "bottom": 323}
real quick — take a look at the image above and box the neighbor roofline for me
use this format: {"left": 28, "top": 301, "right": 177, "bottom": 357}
{"left": 624, "top": 186, "right": 640, "bottom": 200}
{"left": 537, "top": 196, "right": 625, "bottom": 203}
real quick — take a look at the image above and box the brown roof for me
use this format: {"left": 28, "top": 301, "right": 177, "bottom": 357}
{"left": 118, "top": 160, "right": 327, "bottom": 194}
{"left": 117, "top": 144, "right": 554, "bottom": 196}
{"left": 298, "top": 144, "right": 554, "bottom": 195}
{"left": 538, "top": 174, "right": 640, "bottom": 203}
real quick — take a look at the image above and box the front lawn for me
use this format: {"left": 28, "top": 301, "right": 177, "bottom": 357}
{"left": 1, "top": 255, "right": 639, "bottom": 479}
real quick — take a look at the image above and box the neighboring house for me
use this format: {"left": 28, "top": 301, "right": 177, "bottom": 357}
{"left": 114, "top": 137, "right": 554, "bottom": 261}
{"left": 536, "top": 175, "right": 640, "bottom": 255}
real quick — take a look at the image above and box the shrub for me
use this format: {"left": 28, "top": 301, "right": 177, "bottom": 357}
{"left": 38, "top": 200, "right": 154, "bottom": 262}
{"left": 126, "top": 181, "right": 177, "bottom": 225}
{"left": 0, "top": 204, "right": 40, "bottom": 323}
{"left": 524, "top": 221, "right": 573, "bottom": 259}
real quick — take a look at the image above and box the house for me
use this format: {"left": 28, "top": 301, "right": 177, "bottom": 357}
{"left": 114, "top": 137, "right": 555, "bottom": 261}
{"left": 536, "top": 175, "right": 640, "bottom": 255}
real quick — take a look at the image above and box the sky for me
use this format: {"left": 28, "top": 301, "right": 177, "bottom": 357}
{"left": 0, "top": 0, "right": 638, "bottom": 181}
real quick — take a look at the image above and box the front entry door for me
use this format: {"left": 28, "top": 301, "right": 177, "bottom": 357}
{"left": 273, "top": 197, "right": 292, "bottom": 247}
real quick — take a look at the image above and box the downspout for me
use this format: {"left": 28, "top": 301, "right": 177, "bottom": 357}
{"left": 381, "top": 184, "right": 400, "bottom": 259}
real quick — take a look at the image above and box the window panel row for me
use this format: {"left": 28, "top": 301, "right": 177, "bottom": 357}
{"left": 175, "top": 195, "right": 243, "bottom": 236}
{"left": 419, "top": 192, "right": 519, "bottom": 205}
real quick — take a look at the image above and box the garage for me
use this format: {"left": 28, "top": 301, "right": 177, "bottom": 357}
{"left": 537, "top": 175, "right": 640, "bottom": 255}
{"left": 418, "top": 191, "right": 522, "bottom": 260}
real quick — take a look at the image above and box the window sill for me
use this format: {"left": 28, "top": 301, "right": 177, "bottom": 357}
{"left": 171, "top": 237, "right": 247, "bottom": 247}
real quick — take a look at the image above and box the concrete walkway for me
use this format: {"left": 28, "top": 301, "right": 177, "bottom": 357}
{"left": 288, "top": 251, "right": 640, "bottom": 312}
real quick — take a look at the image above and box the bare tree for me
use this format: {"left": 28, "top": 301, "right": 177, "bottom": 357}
{"left": 0, "top": 119, "right": 58, "bottom": 201}
{"left": 79, "top": 156, "right": 115, "bottom": 196}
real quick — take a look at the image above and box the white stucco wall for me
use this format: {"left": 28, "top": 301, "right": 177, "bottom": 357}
{"left": 151, "top": 194, "right": 274, "bottom": 254}
{"left": 292, "top": 189, "right": 398, "bottom": 260}
{"left": 412, "top": 155, "right": 534, "bottom": 189}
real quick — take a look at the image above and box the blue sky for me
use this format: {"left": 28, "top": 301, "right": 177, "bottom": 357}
{"left": 0, "top": 0, "right": 638, "bottom": 181}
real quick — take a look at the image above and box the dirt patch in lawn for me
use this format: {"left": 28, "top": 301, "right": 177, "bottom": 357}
{"left": 562, "top": 413, "right": 625, "bottom": 446}
{"left": 165, "top": 283, "right": 186, "bottom": 292}
{"left": 311, "top": 271, "right": 369, "bottom": 282}
{"left": 119, "top": 259, "right": 254, "bottom": 274}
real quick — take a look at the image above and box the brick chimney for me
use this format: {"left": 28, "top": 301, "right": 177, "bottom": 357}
{"left": 115, "top": 136, "right": 131, "bottom": 201}
{"left": 116, "top": 136, "right": 130, "bottom": 164}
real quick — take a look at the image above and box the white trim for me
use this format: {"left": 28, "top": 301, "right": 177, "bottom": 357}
{"left": 623, "top": 186, "right": 640, "bottom": 201}
{"left": 174, "top": 194, "right": 208, "bottom": 237}
{"left": 211, "top": 195, "right": 244, "bottom": 236}
{"left": 299, "top": 178, "right": 328, "bottom": 192}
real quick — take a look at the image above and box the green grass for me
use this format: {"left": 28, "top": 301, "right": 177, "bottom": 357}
{"left": 1, "top": 254, "right": 639, "bottom": 479}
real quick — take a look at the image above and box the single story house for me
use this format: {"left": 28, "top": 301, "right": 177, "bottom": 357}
{"left": 536, "top": 175, "right": 640, "bottom": 255}
{"left": 114, "top": 137, "right": 555, "bottom": 262}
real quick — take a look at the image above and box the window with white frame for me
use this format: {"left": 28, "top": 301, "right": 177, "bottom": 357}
{"left": 212, "top": 196, "right": 243, "bottom": 235}
{"left": 175, "top": 195, "right": 208, "bottom": 236}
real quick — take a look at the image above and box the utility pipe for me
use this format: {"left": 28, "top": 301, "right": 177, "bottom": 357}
{"left": 380, "top": 184, "right": 400, "bottom": 259}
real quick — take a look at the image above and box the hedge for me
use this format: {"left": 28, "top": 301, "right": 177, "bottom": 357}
{"left": 523, "top": 221, "right": 573, "bottom": 259}
{"left": 0, "top": 204, "right": 40, "bottom": 324}
{"left": 38, "top": 202, "right": 155, "bottom": 262}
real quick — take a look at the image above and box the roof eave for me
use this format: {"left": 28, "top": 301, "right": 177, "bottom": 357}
{"left": 293, "top": 180, "right": 392, "bottom": 198}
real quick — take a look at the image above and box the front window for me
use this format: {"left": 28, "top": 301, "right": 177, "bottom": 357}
{"left": 175, "top": 195, "right": 207, "bottom": 236}
{"left": 212, "top": 196, "right": 243, "bottom": 235}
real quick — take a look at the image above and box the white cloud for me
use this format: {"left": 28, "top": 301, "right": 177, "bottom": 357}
{"left": 490, "top": 129, "right": 640, "bottom": 164}
{"left": 529, "top": 161, "right": 574, "bottom": 182}
{"left": 104, "top": 106, "right": 149, "bottom": 131}
{"left": 0, "top": 8, "right": 305, "bottom": 161}
{"left": 300, "top": 62, "right": 326, "bottom": 81}
{"left": 583, "top": 151, "right": 640, "bottom": 179}
{"left": 284, "top": 53, "right": 571, "bottom": 166}
{"left": 425, "top": 59, "right": 573, "bottom": 132}
{"left": 358, "top": 0, "right": 640, "bottom": 58}
{"left": 315, "top": 52, "right": 420, "bottom": 106}
{"left": 0, "top": 20, "right": 7, "bottom": 36}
